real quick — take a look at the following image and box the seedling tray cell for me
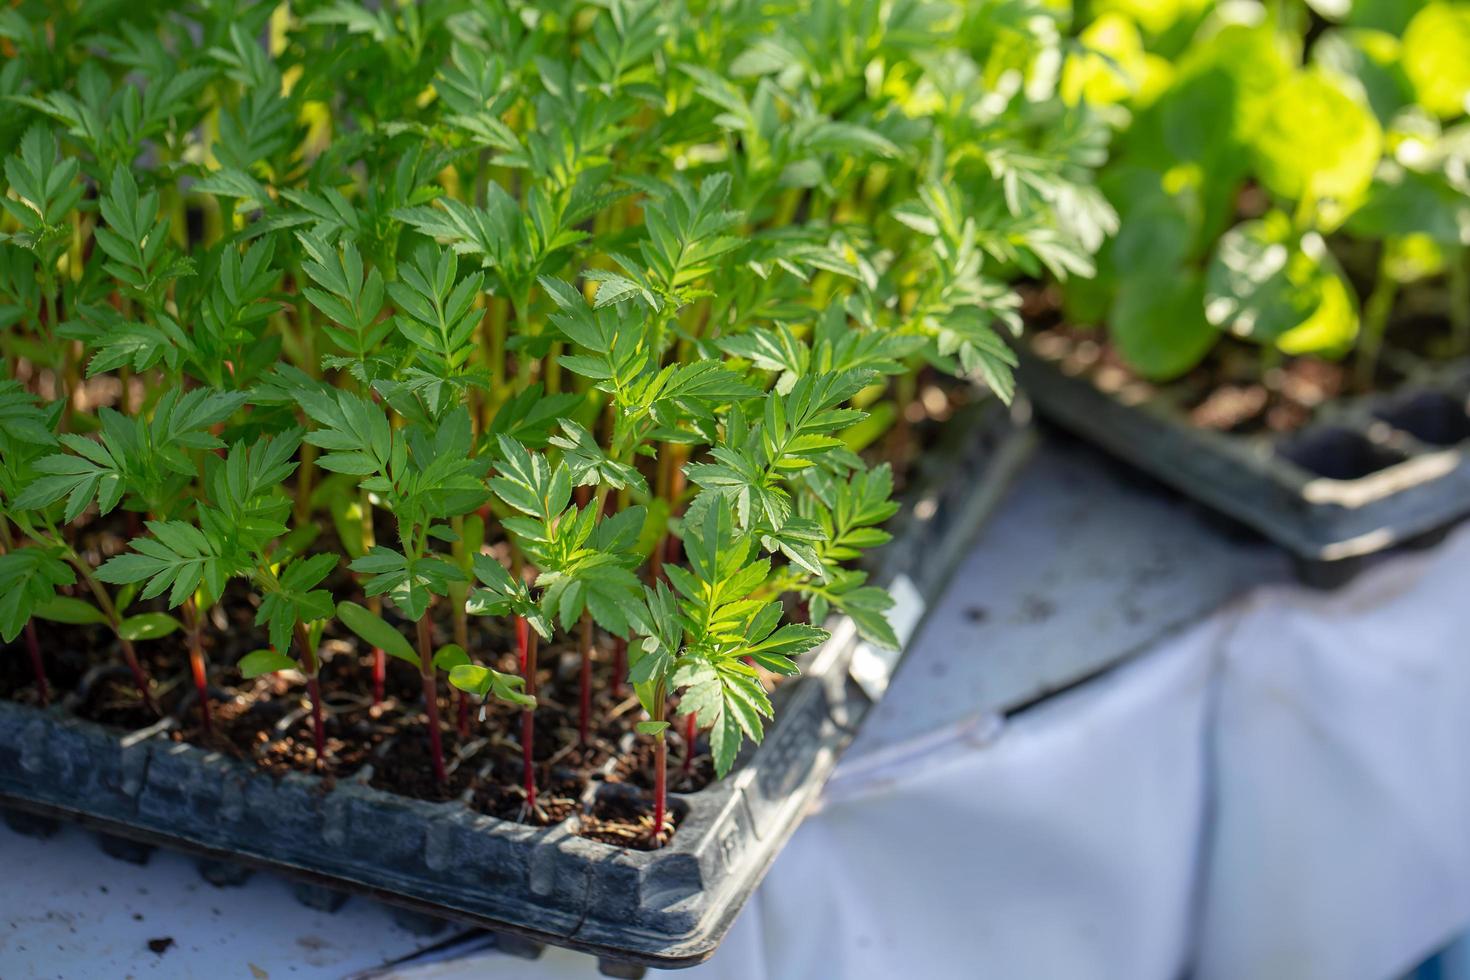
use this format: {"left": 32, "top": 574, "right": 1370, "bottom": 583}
{"left": 0, "top": 399, "right": 1032, "bottom": 972}
{"left": 1018, "top": 342, "right": 1470, "bottom": 583}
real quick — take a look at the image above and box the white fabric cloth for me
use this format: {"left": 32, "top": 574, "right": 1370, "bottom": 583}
{"left": 1197, "top": 532, "right": 1470, "bottom": 980}
{"left": 688, "top": 620, "right": 1217, "bottom": 980}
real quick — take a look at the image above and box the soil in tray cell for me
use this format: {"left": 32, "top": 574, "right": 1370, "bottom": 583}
{"left": 1017, "top": 280, "right": 1467, "bottom": 436}
{"left": 577, "top": 792, "right": 687, "bottom": 851}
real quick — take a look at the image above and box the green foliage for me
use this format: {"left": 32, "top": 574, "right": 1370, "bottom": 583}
{"left": 1402, "top": 3, "right": 1470, "bottom": 118}
{"left": 336, "top": 601, "right": 416, "bottom": 665}
{"left": 1062, "top": 0, "right": 1466, "bottom": 381}
{"left": 0, "top": 546, "right": 73, "bottom": 643}
{"left": 0, "top": 0, "right": 1110, "bottom": 796}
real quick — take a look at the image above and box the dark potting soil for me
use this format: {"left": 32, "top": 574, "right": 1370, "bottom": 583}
{"left": 576, "top": 792, "right": 683, "bottom": 851}
{"left": 1020, "top": 262, "right": 1467, "bottom": 437}
{"left": 1023, "top": 296, "right": 1414, "bottom": 436}
{"left": 474, "top": 750, "right": 587, "bottom": 825}
{"left": 368, "top": 720, "right": 478, "bottom": 802}
{"left": 1, "top": 594, "right": 720, "bottom": 844}
{"left": 74, "top": 674, "right": 164, "bottom": 732}
{"left": 170, "top": 680, "right": 386, "bottom": 783}
{"left": 1180, "top": 352, "right": 1350, "bottom": 435}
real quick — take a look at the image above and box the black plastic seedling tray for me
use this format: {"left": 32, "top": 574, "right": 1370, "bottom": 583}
{"left": 1018, "top": 340, "right": 1470, "bottom": 585}
{"left": 0, "top": 397, "right": 1034, "bottom": 974}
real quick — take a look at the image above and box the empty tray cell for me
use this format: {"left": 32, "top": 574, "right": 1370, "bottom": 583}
{"left": 1374, "top": 391, "right": 1470, "bottom": 446}
{"left": 1277, "top": 427, "right": 1408, "bottom": 480}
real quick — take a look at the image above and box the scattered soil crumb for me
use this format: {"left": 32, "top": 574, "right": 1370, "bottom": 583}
{"left": 1018, "top": 595, "right": 1057, "bottom": 623}
{"left": 146, "top": 937, "right": 174, "bottom": 955}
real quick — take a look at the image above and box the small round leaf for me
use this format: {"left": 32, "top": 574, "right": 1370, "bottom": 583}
{"left": 1251, "top": 69, "right": 1382, "bottom": 210}
{"left": 433, "top": 643, "right": 471, "bottom": 672}
{"left": 238, "top": 649, "right": 298, "bottom": 679}
{"left": 1110, "top": 269, "right": 1216, "bottom": 381}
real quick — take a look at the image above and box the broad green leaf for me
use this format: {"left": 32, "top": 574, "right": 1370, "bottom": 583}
{"left": 336, "top": 601, "right": 417, "bottom": 665}
{"left": 33, "top": 595, "right": 107, "bottom": 626}
{"left": 1110, "top": 270, "right": 1215, "bottom": 381}
{"left": 1251, "top": 69, "right": 1382, "bottom": 213}
{"left": 1205, "top": 213, "right": 1360, "bottom": 355}
{"left": 1403, "top": 3, "right": 1470, "bottom": 118}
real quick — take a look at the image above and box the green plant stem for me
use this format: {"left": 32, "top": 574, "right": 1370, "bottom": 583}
{"left": 358, "top": 488, "right": 385, "bottom": 704}
{"left": 1355, "top": 249, "right": 1398, "bottom": 391}
{"left": 1449, "top": 247, "right": 1470, "bottom": 356}
{"left": 451, "top": 514, "right": 470, "bottom": 739}
{"left": 40, "top": 269, "right": 76, "bottom": 432}
{"left": 295, "top": 442, "right": 317, "bottom": 526}
{"left": 578, "top": 611, "right": 593, "bottom": 746}
{"left": 545, "top": 341, "right": 563, "bottom": 394}
{"left": 292, "top": 620, "right": 327, "bottom": 767}
{"left": 1260, "top": 345, "right": 1284, "bottom": 384}
{"left": 488, "top": 297, "right": 507, "bottom": 398}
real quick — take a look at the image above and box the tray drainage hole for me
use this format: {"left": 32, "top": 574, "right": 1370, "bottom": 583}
{"left": 1277, "top": 427, "right": 1407, "bottom": 480}
{"left": 1374, "top": 391, "right": 1470, "bottom": 447}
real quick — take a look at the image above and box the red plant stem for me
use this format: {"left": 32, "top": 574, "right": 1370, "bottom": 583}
{"left": 371, "top": 647, "right": 385, "bottom": 705}
{"left": 515, "top": 615, "right": 529, "bottom": 673}
{"left": 184, "top": 601, "right": 212, "bottom": 736}
{"left": 578, "top": 613, "right": 593, "bottom": 746}
{"left": 66, "top": 553, "right": 157, "bottom": 714}
{"left": 23, "top": 622, "right": 48, "bottom": 707}
{"left": 369, "top": 593, "right": 386, "bottom": 705}
{"left": 682, "top": 712, "right": 696, "bottom": 776}
{"left": 292, "top": 622, "right": 327, "bottom": 766}
{"left": 416, "top": 617, "right": 448, "bottom": 787}
{"left": 190, "top": 650, "right": 211, "bottom": 734}
{"left": 612, "top": 637, "right": 627, "bottom": 699}
{"left": 521, "top": 628, "right": 539, "bottom": 814}
{"left": 119, "top": 637, "right": 157, "bottom": 716}
{"left": 653, "top": 734, "right": 667, "bottom": 847}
